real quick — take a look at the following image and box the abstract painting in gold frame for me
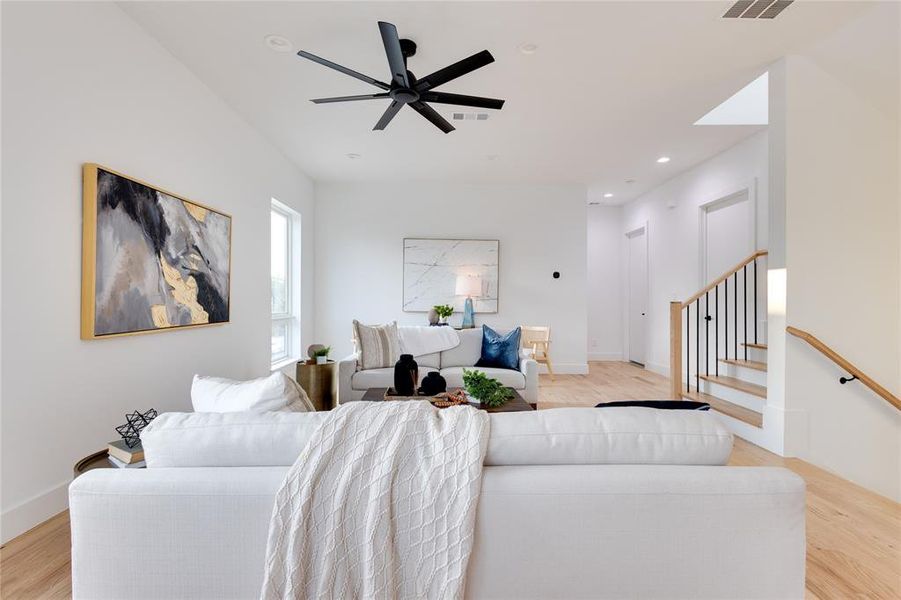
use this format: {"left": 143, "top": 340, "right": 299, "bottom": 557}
{"left": 81, "top": 164, "right": 232, "bottom": 339}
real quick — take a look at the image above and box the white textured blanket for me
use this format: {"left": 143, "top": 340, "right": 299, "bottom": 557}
{"left": 397, "top": 325, "right": 460, "bottom": 357}
{"left": 260, "top": 401, "right": 490, "bottom": 600}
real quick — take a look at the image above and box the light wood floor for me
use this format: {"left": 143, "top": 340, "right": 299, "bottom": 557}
{"left": 2, "top": 362, "right": 898, "bottom": 599}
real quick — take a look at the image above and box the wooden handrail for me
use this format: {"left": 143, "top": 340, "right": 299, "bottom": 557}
{"left": 682, "top": 250, "right": 768, "bottom": 308}
{"left": 786, "top": 326, "right": 901, "bottom": 411}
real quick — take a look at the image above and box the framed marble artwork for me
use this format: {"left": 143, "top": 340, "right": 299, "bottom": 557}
{"left": 402, "top": 238, "right": 499, "bottom": 313}
{"left": 81, "top": 164, "right": 231, "bottom": 339}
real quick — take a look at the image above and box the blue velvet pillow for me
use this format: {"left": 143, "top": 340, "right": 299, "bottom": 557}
{"left": 475, "top": 325, "right": 522, "bottom": 371}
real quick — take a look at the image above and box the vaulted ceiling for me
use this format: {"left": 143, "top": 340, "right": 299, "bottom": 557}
{"left": 121, "top": 1, "right": 872, "bottom": 202}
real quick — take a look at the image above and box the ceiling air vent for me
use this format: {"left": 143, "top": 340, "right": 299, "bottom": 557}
{"left": 452, "top": 112, "right": 490, "bottom": 121}
{"left": 723, "top": 0, "right": 793, "bottom": 19}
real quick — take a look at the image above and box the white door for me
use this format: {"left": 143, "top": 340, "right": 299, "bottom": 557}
{"left": 703, "top": 192, "right": 754, "bottom": 370}
{"left": 705, "top": 192, "right": 752, "bottom": 282}
{"left": 628, "top": 228, "right": 648, "bottom": 365}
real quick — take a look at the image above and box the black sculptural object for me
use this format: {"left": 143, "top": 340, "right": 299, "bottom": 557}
{"left": 419, "top": 371, "right": 447, "bottom": 396}
{"left": 393, "top": 354, "right": 419, "bottom": 396}
{"left": 115, "top": 408, "right": 158, "bottom": 448}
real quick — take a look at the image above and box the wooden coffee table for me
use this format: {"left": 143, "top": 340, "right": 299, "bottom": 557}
{"left": 358, "top": 388, "right": 535, "bottom": 412}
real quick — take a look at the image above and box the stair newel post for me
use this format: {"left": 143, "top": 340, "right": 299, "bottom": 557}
{"left": 670, "top": 301, "right": 683, "bottom": 400}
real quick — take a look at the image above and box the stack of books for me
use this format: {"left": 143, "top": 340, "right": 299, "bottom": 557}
{"left": 107, "top": 439, "right": 146, "bottom": 468}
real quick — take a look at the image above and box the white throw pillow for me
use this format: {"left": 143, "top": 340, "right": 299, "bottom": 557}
{"left": 191, "top": 372, "right": 314, "bottom": 413}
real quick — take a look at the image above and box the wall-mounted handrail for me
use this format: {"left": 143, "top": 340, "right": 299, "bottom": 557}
{"left": 682, "top": 250, "right": 768, "bottom": 308}
{"left": 786, "top": 326, "right": 901, "bottom": 411}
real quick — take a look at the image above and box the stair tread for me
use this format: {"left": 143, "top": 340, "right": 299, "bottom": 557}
{"left": 742, "top": 342, "right": 768, "bottom": 350}
{"left": 720, "top": 358, "right": 767, "bottom": 372}
{"left": 698, "top": 374, "right": 767, "bottom": 398}
{"left": 683, "top": 388, "right": 763, "bottom": 428}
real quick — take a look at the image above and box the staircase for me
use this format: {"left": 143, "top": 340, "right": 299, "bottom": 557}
{"left": 670, "top": 250, "right": 769, "bottom": 443}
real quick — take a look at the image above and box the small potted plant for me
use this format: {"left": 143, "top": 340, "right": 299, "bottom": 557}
{"left": 462, "top": 368, "right": 513, "bottom": 408}
{"left": 433, "top": 304, "right": 454, "bottom": 325}
{"left": 312, "top": 346, "right": 331, "bottom": 365}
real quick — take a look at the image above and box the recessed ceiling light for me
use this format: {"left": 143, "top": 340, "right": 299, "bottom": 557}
{"left": 346, "top": 153, "right": 361, "bottom": 159}
{"left": 519, "top": 43, "right": 538, "bottom": 55}
{"left": 656, "top": 156, "right": 671, "bottom": 163}
{"left": 264, "top": 34, "right": 293, "bottom": 53}
{"left": 604, "top": 193, "right": 614, "bottom": 198}
{"left": 625, "top": 179, "right": 635, "bottom": 184}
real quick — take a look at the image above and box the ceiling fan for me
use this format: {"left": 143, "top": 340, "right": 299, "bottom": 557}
{"left": 297, "top": 21, "right": 505, "bottom": 134}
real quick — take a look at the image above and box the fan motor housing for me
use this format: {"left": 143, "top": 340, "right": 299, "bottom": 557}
{"left": 390, "top": 88, "right": 420, "bottom": 103}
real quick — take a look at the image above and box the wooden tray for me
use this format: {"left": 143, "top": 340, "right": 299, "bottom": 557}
{"left": 384, "top": 388, "right": 469, "bottom": 408}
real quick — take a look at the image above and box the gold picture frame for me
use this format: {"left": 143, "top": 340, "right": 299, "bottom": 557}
{"left": 81, "top": 164, "right": 232, "bottom": 340}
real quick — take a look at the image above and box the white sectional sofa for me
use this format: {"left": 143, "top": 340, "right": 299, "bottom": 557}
{"left": 69, "top": 408, "right": 806, "bottom": 599}
{"left": 338, "top": 327, "right": 539, "bottom": 404}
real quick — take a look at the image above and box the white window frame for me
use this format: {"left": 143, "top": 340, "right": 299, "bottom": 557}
{"left": 271, "top": 200, "right": 301, "bottom": 368}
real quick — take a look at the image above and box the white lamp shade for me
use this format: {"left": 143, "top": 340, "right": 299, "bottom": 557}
{"left": 455, "top": 275, "right": 482, "bottom": 297}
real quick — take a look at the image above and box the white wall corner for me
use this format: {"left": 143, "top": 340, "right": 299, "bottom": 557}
{"left": 1, "top": 480, "right": 69, "bottom": 544}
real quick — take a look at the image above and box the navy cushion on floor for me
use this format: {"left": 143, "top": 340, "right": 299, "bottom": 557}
{"left": 595, "top": 400, "right": 711, "bottom": 410}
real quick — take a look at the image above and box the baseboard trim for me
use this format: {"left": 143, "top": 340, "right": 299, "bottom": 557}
{"left": 644, "top": 361, "right": 670, "bottom": 378}
{"left": 1, "top": 479, "right": 69, "bottom": 544}
{"left": 539, "top": 362, "right": 589, "bottom": 375}
{"left": 588, "top": 352, "right": 623, "bottom": 361}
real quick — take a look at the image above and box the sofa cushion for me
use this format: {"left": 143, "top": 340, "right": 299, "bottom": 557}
{"left": 476, "top": 325, "right": 522, "bottom": 370}
{"left": 191, "top": 372, "right": 314, "bottom": 413}
{"left": 439, "top": 328, "right": 483, "bottom": 368}
{"left": 142, "top": 407, "right": 731, "bottom": 468}
{"left": 486, "top": 407, "right": 733, "bottom": 466}
{"left": 352, "top": 320, "right": 401, "bottom": 370}
{"left": 440, "top": 367, "right": 526, "bottom": 390}
{"left": 141, "top": 411, "right": 327, "bottom": 468}
{"left": 351, "top": 367, "right": 395, "bottom": 390}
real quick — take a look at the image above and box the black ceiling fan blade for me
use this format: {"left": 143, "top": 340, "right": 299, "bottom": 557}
{"left": 410, "top": 101, "right": 455, "bottom": 134}
{"left": 420, "top": 92, "right": 505, "bottom": 110}
{"left": 373, "top": 100, "right": 404, "bottom": 131}
{"left": 311, "top": 93, "right": 390, "bottom": 104}
{"left": 377, "top": 21, "right": 411, "bottom": 89}
{"left": 297, "top": 50, "right": 391, "bottom": 91}
{"left": 415, "top": 50, "right": 495, "bottom": 92}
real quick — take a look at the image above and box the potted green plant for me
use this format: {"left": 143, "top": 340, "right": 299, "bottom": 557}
{"left": 462, "top": 369, "right": 513, "bottom": 408}
{"left": 433, "top": 304, "right": 454, "bottom": 325}
{"left": 312, "top": 346, "right": 331, "bottom": 365}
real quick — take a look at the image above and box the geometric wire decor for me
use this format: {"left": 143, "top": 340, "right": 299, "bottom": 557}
{"left": 115, "top": 408, "right": 158, "bottom": 448}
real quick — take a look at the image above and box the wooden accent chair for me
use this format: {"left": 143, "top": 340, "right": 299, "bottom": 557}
{"left": 521, "top": 326, "right": 554, "bottom": 380}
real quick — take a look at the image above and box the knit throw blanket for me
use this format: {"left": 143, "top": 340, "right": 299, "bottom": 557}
{"left": 260, "top": 400, "right": 490, "bottom": 600}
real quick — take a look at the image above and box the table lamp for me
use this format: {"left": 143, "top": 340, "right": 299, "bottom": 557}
{"left": 455, "top": 275, "right": 482, "bottom": 329}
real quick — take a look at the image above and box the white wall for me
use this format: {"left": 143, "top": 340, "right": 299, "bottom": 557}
{"left": 778, "top": 3, "right": 900, "bottom": 501}
{"left": 0, "top": 2, "right": 316, "bottom": 541}
{"left": 314, "top": 183, "right": 589, "bottom": 373}
{"left": 620, "top": 130, "right": 769, "bottom": 375}
{"left": 587, "top": 206, "right": 623, "bottom": 360}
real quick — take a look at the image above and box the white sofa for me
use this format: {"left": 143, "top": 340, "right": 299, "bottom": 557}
{"left": 69, "top": 408, "right": 806, "bottom": 599}
{"left": 338, "top": 327, "right": 539, "bottom": 404}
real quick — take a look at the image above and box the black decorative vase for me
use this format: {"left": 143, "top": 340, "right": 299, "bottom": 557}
{"left": 393, "top": 354, "right": 419, "bottom": 396}
{"left": 419, "top": 371, "right": 447, "bottom": 396}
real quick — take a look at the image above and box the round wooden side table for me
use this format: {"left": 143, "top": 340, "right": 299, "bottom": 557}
{"left": 296, "top": 360, "right": 338, "bottom": 411}
{"left": 73, "top": 450, "right": 112, "bottom": 478}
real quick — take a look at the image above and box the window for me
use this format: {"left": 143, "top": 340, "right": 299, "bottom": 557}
{"left": 271, "top": 200, "right": 300, "bottom": 366}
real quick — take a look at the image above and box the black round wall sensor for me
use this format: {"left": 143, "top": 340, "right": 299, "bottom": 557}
{"left": 552, "top": 271, "right": 560, "bottom": 279}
